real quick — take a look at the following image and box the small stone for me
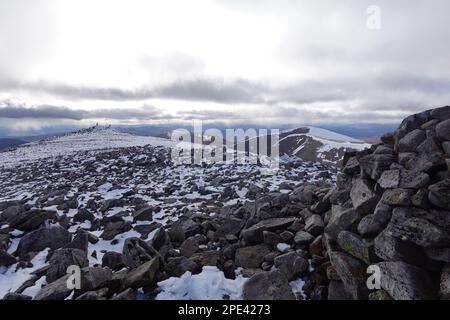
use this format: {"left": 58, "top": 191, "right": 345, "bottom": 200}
{"left": 294, "top": 231, "right": 314, "bottom": 246}
{"left": 304, "top": 214, "right": 324, "bottom": 236}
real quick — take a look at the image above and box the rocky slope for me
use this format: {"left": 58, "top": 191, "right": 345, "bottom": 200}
{"left": 0, "top": 129, "right": 337, "bottom": 300}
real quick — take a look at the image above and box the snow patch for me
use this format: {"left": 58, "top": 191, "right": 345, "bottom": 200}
{"left": 156, "top": 266, "right": 248, "bottom": 300}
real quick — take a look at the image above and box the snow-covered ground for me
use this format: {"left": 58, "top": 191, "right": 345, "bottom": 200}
{"left": 0, "top": 127, "right": 336, "bottom": 300}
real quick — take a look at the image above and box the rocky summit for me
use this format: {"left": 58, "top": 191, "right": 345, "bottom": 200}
{"left": 0, "top": 106, "right": 449, "bottom": 300}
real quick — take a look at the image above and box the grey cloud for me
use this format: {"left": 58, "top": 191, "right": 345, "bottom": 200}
{"left": 0, "top": 102, "right": 83, "bottom": 120}
{"left": 0, "top": 102, "right": 168, "bottom": 121}
{"left": 0, "top": 78, "right": 265, "bottom": 104}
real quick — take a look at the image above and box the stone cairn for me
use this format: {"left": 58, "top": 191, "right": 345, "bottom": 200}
{"left": 316, "top": 105, "right": 450, "bottom": 300}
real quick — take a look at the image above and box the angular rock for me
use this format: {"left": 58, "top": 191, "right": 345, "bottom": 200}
{"left": 377, "top": 261, "right": 437, "bottom": 300}
{"left": 402, "top": 171, "right": 430, "bottom": 190}
{"left": 132, "top": 207, "right": 153, "bottom": 222}
{"left": 273, "top": 251, "right": 309, "bottom": 281}
{"left": 0, "top": 234, "right": 10, "bottom": 251}
{"left": 122, "top": 257, "right": 160, "bottom": 289}
{"left": 358, "top": 154, "right": 396, "bottom": 181}
{"left": 337, "top": 231, "right": 376, "bottom": 265}
{"left": 16, "top": 225, "right": 72, "bottom": 259}
{"left": 102, "top": 251, "right": 126, "bottom": 271}
{"left": 387, "top": 218, "right": 449, "bottom": 247}
{"left": 411, "top": 188, "right": 431, "bottom": 208}
{"left": 357, "top": 201, "right": 392, "bottom": 237}
{"left": 378, "top": 170, "right": 400, "bottom": 189}
{"left": 343, "top": 157, "right": 360, "bottom": 175}
{"left": 397, "top": 129, "right": 426, "bottom": 153}
{"left": 243, "top": 270, "right": 295, "bottom": 300}
{"left": 73, "top": 209, "right": 95, "bottom": 223}
{"left": 263, "top": 231, "right": 282, "bottom": 247}
{"left": 390, "top": 207, "right": 450, "bottom": 243}
{"left": 122, "top": 237, "right": 161, "bottom": 269}
{"left": 166, "top": 256, "right": 200, "bottom": 277}
{"left": 100, "top": 221, "right": 132, "bottom": 241}
{"left": 64, "top": 232, "right": 89, "bottom": 252}
{"left": 294, "top": 231, "right": 314, "bottom": 246}
{"left": 241, "top": 218, "right": 295, "bottom": 245}
{"left": 235, "top": 245, "right": 271, "bottom": 269}
{"left": 180, "top": 236, "right": 200, "bottom": 258}
{"left": 34, "top": 275, "right": 73, "bottom": 300}
{"left": 374, "top": 229, "right": 439, "bottom": 271}
{"left": 304, "top": 214, "right": 324, "bottom": 236}
{"left": 350, "top": 178, "right": 380, "bottom": 214}
{"left": 189, "top": 250, "right": 225, "bottom": 269}
{"left": 80, "top": 267, "right": 112, "bottom": 292}
{"left": 436, "top": 119, "right": 450, "bottom": 141}
{"left": 9, "top": 210, "right": 57, "bottom": 232}
{"left": 2, "top": 293, "right": 32, "bottom": 300}
{"left": 325, "top": 205, "right": 362, "bottom": 240}
{"left": 381, "top": 188, "right": 414, "bottom": 206}
{"left": 0, "top": 250, "right": 17, "bottom": 266}
{"left": 329, "top": 251, "right": 369, "bottom": 300}
{"left": 46, "top": 248, "right": 89, "bottom": 283}
{"left": 428, "top": 179, "right": 450, "bottom": 210}
{"left": 430, "top": 106, "right": 450, "bottom": 120}
{"left": 214, "top": 218, "right": 246, "bottom": 238}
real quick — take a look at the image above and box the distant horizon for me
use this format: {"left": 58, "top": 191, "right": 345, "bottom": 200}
{"left": 0, "top": 120, "right": 399, "bottom": 141}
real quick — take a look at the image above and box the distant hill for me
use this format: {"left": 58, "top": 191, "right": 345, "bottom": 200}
{"left": 315, "top": 123, "right": 399, "bottom": 141}
{"left": 278, "top": 126, "right": 371, "bottom": 166}
{"left": 0, "top": 138, "right": 26, "bottom": 150}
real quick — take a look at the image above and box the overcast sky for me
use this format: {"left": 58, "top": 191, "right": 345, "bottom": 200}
{"left": 1, "top": 0, "right": 450, "bottom": 134}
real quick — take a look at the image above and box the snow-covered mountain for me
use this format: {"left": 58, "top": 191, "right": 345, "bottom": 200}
{"left": 278, "top": 126, "right": 371, "bottom": 165}
{"left": 1, "top": 125, "right": 370, "bottom": 169}
{"left": 0, "top": 126, "right": 179, "bottom": 169}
